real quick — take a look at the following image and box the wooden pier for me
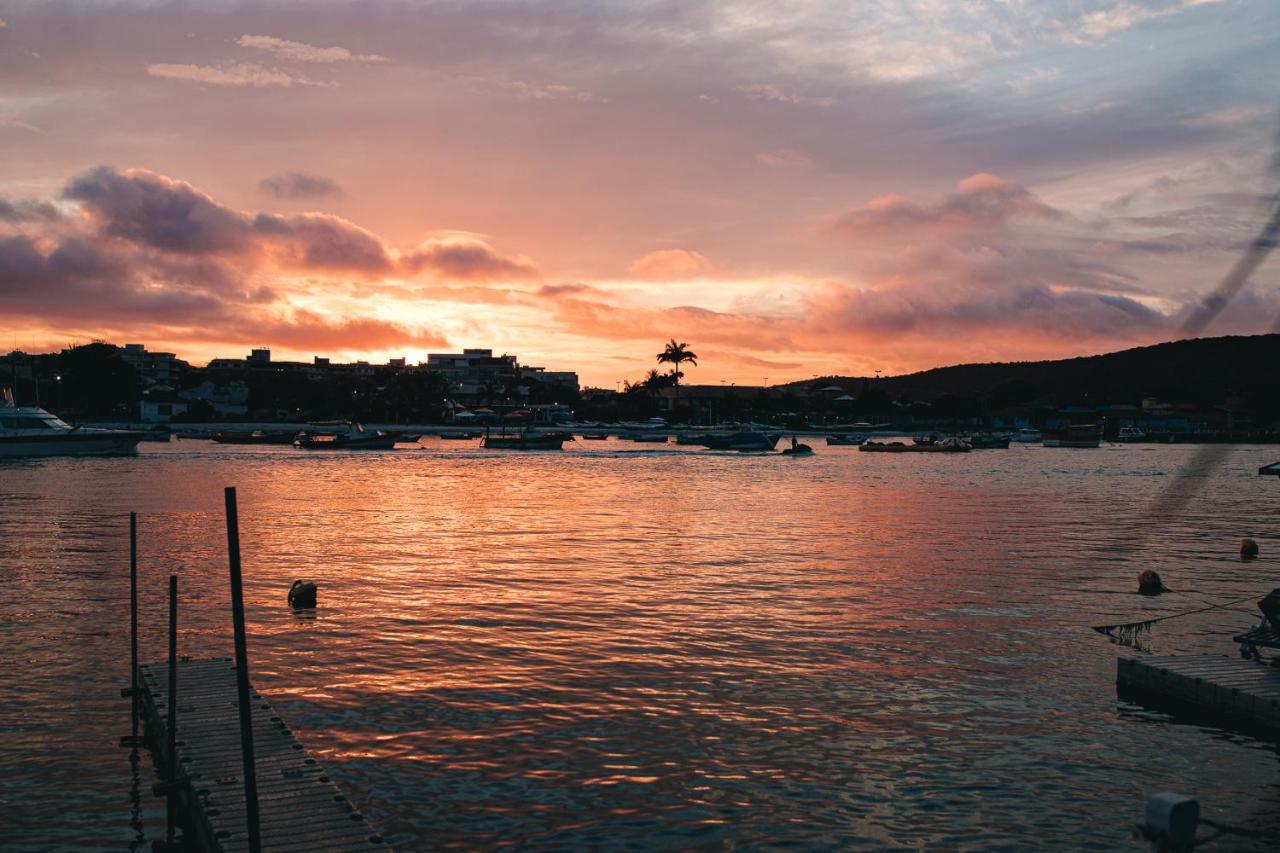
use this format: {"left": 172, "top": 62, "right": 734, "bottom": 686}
{"left": 137, "top": 656, "right": 390, "bottom": 852}
{"left": 1117, "top": 654, "right": 1280, "bottom": 732}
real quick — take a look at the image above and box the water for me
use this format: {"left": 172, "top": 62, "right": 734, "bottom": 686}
{"left": 2, "top": 440, "right": 1279, "bottom": 850}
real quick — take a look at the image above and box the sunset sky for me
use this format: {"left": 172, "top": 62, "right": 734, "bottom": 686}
{"left": 1, "top": 0, "right": 1278, "bottom": 386}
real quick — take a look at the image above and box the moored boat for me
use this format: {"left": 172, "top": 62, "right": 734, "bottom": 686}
{"left": 211, "top": 429, "right": 298, "bottom": 445}
{"left": 965, "top": 433, "right": 1011, "bottom": 449}
{"left": 1042, "top": 424, "right": 1102, "bottom": 448}
{"left": 1116, "top": 426, "right": 1147, "bottom": 443}
{"left": 860, "top": 437, "right": 971, "bottom": 453}
{"left": 481, "top": 430, "right": 568, "bottom": 450}
{"left": 0, "top": 400, "right": 144, "bottom": 457}
{"left": 698, "top": 430, "right": 782, "bottom": 452}
{"left": 294, "top": 425, "right": 401, "bottom": 450}
{"left": 825, "top": 434, "right": 866, "bottom": 446}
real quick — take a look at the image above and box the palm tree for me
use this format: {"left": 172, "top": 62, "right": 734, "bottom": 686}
{"left": 656, "top": 339, "right": 697, "bottom": 414}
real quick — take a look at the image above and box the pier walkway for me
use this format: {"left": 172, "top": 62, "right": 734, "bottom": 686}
{"left": 137, "top": 656, "right": 389, "bottom": 852}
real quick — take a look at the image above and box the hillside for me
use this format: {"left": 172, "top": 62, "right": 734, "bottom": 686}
{"left": 793, "top": 334, "right": 1280, "bottom": 410}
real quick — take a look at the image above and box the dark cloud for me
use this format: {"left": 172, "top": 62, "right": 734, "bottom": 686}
{"left": 64, "top": 165, "right": 254, "bottom": 254}
{"left": 257, "top": 171, "right": 344, "bottom": 199}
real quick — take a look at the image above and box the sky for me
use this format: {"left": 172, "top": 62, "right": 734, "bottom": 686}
{"left": 1, "top": 0, "right": 1278, "bottom": 387}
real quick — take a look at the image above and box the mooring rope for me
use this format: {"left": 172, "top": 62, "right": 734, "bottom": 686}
{"left": 1092, "top": 590, "right": 1271, "bottom": 642}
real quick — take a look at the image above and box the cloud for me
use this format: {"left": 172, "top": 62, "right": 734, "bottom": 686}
{"left": 0, "top": 198, "right": 61, "bottom": 222}
{"left": 64, "top": 166, "right": 391, "bottom": 271}
{"left": 146, "top": 62, "right": 334, "bottom": 88}
{"left": 503, "top": 81, "right": 604, "bottom": 102}
{"left": 628, "top": 249, "right": 714, "bottom": 279}
{"left": 0, "top": 117, "right": 43, "bottom": 134}
{"left": 258, "top": 172, "right": 344, "bottom": 199}
{"left": 738, "top": 83, "right": 833, "bottom": 107}
{"left": 237, "top": 34, "right": 388, "bottom": 64}
{"left": 403, "top": 236, "right": 537, "bottom": 280}
{"left": 754, "top": 149, "right": 814, "bottom": 169}
{"left": 836, "top": 173, "right": 1063, "bottom": 242}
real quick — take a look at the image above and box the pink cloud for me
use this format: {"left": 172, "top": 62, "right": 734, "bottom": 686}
{"left": 628, "top": 249, "right": 714, "bottom": 279}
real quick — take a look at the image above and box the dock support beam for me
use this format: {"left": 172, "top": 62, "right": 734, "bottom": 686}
{"left": 225, "top": 486, "right": 263, "bottom": 853}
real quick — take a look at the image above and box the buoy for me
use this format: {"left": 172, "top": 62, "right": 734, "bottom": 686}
{"left": 1138, "top": 569, "right": 1167, "bottom": 596}
{"left": 288, "top": 579, "right": 318, "bottom": 608}
{"left": 1241, "top": 538, "right": 1260, "bottom": 559}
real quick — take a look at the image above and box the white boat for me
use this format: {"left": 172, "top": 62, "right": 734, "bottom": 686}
{"left": 1116, "top": 426, "right": 1146, "bottom": 443}
{"left": 0, "top": 402, "right": 144, "bottom": 457}
{"left": 1011, "top": 428, "right": 1042, "bottom": 443}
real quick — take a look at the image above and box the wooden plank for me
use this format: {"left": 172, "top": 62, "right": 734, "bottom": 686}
{"left": 1116, "top": 654, "right": 1280, "bottom": 733}
{"left": 137, "top": 657, "right": 392, "bottom": 853}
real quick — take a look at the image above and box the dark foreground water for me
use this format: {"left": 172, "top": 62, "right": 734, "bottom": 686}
{"left": 2, "top": 440, "right": 1279, "bottom": 850}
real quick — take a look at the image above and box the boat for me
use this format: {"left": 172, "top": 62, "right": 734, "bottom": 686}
{"left": 1116, "top": 426, "right": 1147, "bottom": 443}
{"left": 965, "top": 433, "right": 1011, "bottom": 449}
{"left": 580, "top": 433, "right": 610, "bottom": 440}
{"left": 860, "top": 437, "right": 971, "bottom": 453}
{"left": 439, "top": 431, "right": 481, "bottom": 440}
{"left": 1042, "top": 424, "right": 1102, "bottom": 448}
{"left": 481, "top": 430, "right": 568, "bottom": 450}
{"left": 294, "top": 425, "right": 400, "bottom": 450}
{"left": 1259, "top": 462, "right": 1280, "bottom": 477}
{"left": 1011, "top": 428, "right": 1042, "bottom": 443}
{"left": 623, "top": 433, "right": 669, "bottom": 443}
{"left": 781, "top": 437, "right": 814, "bottom": 456}
{"left": 0, "top": 400, "right": 144, "bottom": 457}
{"left": 698, "top": 430, "right": 782, "bottom": 452}
{"left": 211, "top": 429, "right": 298, "bottom": 445}
{"left": 825, "top": 434, "right": 866, "bottom": 446}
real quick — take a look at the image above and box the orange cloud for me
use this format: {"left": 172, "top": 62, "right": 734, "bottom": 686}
{"left": 628, "top": 249, "right": 714, "bottom": 279}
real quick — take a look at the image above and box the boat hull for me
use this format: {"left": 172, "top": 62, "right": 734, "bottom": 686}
{"left": 0, "top": 432, "right": 143, "bottom": 457}
{"left": 1042, "top": 438, "right": 1101, "bottom": 448}
{"left": 481, "top": 435, "right": 566, "bottom": 450}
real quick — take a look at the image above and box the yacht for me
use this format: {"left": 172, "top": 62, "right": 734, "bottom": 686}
{"left": 0, "top": 402, "right": 144, "bottom": 456}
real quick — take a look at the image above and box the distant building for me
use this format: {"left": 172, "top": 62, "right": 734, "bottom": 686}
{"left": 139, "top": 387, "right": 189, "bottom": 423}
{"left": 425, "top": 348, "right": 579, "bottom": 398}
{"left": 118, "top": 343, "right": 188, "bottom": 388}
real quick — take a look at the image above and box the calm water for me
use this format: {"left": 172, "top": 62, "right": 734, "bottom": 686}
{"left": 2, "top": 440, "right": 1279, "bottom": 850}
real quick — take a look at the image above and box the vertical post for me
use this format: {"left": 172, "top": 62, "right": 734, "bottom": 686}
{"left": 129, "top": 513, "right": 139, "bottom": 740}
{"left": 224, "top": 487, "right": 262, "bottom": 853}
{"left": 166, "top": 574, "right": 178, "bottom": 844}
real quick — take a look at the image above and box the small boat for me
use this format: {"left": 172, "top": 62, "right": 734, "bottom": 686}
{"left": 825, "top": 434, "right": 866, "bottom": 446}
{"left": 1259, "top": 462, "right": 1280, "bottom": 477}
{"left": 580, "top": 434, "right": 610, "bottom": 440}
{"left": 481, "top": 430, "right": 568, "bottom": 451}
{"left": 1011, "top": 428, "right": 1042, "bottom": 443}
{"left": 294, "top": 427, "right": 399, "bottom": 450}
{"left": 439, "top": 432, "right": 481, "bottom": 440}
{"left": 0, "top": 398, "right": 144, "bottom": 457}
{"left": 1042, "top": 424, "right": 1102, "bottom": 448}
{"left": 781, "top": 437, "right": 814, "bottom": 456}
{"left": 698, "top": 431, "right": 782, "bottom": 452}
{"left": 860, "top": 437, "right": 971, "bottom": 453}
{"left": 212, "top": 429, "right": 298, "bottom": 445}
{"left": 1116, "top": 426, "right": 1147, "bottom": 443}
{"left": 965, "top": 433, "right": 1010, "bottom": 449}
{"left": 623, "top": 433, "right": 669, "bottom": 443}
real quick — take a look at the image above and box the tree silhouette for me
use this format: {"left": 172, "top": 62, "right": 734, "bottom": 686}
{"left": 656, "top": 339, "right": 697, "bottom": 415}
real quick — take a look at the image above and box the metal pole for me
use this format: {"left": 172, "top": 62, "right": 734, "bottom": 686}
{"left": 166, "top": 574, "right": 178, "bottom": 845}
{"left": 224, "top": 486, "right": 262, "bottom": 853}
{"left": 130, "top": 513, "right": 138, "bottom": 740}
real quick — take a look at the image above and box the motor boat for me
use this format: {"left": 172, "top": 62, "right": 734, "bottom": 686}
{"left": 860, "top": 437, "right": 971, "bottom": 453}
{"left": 1116, "top": 426, "right": 1147, "bottom": 443}
{"left": 697, "top": 430, "right": 782, "bottom": 452}
{"left": 0, "top": 402, "right": 144, "bottom": 457}
{"left": 294, "top": 423, "right": 401, "bottom": 450}
{"left": 1011, "top": 428, "right": 1042, "bottom": 443}
{"left": 1042, "top": 424, "right": 1102, "bottom": 448}
{"left": 825, "top": 434, "right": 866, "bottom": 446}
{"left": 481, "top": 429, "right": 569, "bottom": 450}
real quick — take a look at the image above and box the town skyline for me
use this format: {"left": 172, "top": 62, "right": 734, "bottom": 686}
{"left": 2, "top": 2, "right": 1279, "bottom": 386}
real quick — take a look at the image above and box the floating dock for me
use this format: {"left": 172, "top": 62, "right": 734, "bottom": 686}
{"left": 1117, "top": 654, "right": 1280, "bottom": 731}
{"left": 137, "top": 656, "right": 390, "bottom": 852}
